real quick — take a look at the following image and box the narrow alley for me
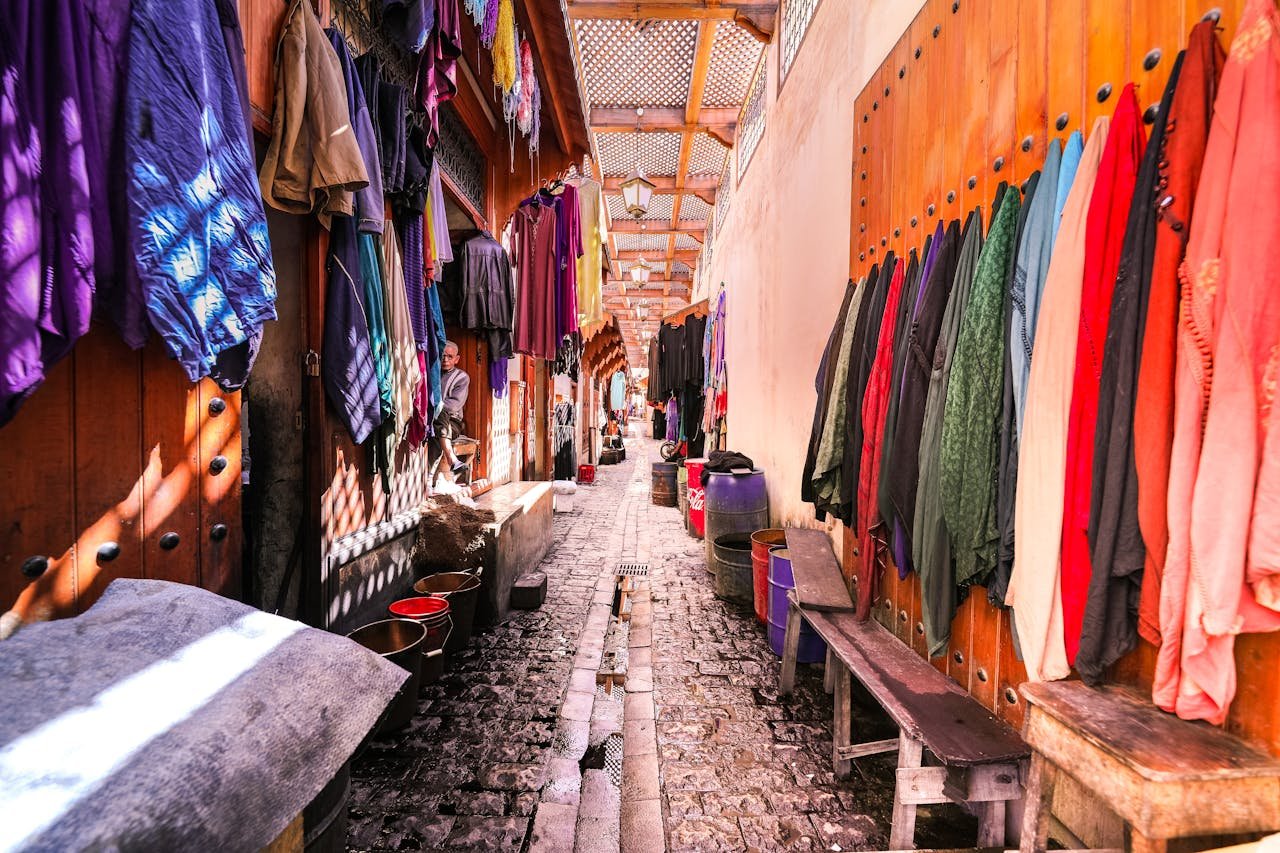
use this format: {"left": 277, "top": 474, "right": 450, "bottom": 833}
{"left": 347, "top": 434, "right": 973, "bottom": 852}
{"left": 4, "top": 1, "right": 1280, "bottom": 852}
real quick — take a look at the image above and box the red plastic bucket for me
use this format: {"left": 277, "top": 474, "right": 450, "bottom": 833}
{"left": 685, "top": 457, "right": 707, "bottom": 539}
{"left": 389, "top": 596, "right": 452, "bottom": 686}
{"left": 750, "top": 529, "right": 786, "bottom": 623}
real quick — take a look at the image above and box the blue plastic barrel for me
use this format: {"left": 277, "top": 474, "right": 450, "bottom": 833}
{"left": 703, "top": 468, "right": 768, "bottom": 577}
{"left": 767, "top": 547, "right": 826, "bottom": 662}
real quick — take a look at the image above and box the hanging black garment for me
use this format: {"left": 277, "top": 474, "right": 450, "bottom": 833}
{"left": 1077, "top": 53, "right": 1183, "bottom": 685}
{"left": 647, "top": 337, "right": 662, "bottom": 403}
{"left": 841, "top": 253, "right": 895, "bottom": 529}
{"left": 990, "top": 170, "right": 1042, "bottom": 605}
{"left": 886, "top": 218, "right": 962, "bottom": 553}
{"left": 802, "top": 278, "right": 861, "bottom": 514}
{"left": 877, "top": 244, "right": 924, "bottom": 536}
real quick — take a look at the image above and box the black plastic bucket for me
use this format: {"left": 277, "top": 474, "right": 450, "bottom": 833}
{"left": 413, "top": 571, "right": 481, "bottom": 653}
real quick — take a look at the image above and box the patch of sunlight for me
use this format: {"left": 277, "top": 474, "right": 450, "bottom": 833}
{"left": 0, "top": 611, "right": 305, "bottom": 850}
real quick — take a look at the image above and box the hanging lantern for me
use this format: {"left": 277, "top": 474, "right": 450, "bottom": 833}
{"left": 620, "top": 165, "right": 655, "bottom": 219}
{"left": 629, "top": 257, "right": 651, "bottom": 286}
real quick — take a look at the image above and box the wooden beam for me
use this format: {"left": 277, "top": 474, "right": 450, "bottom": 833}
{"left": 602, "top": 175, "right": 717, "bottom": 193}
{"left": 616, "top": 249, "right": 699, "bottom": 262}
{"left": 686, "top": 22, "right": 716, "bottom": 126}
{"left": 566, "top": 0, "right": 777, "bottom": 39}
{"left": 610, "top": 220, "right": 706, "bottom": 235}
{"left": 590, "top": 106, "right": 738, "bottom": 132}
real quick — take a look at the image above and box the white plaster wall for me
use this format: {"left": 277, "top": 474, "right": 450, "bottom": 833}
{"left": 696, "top": 0, "right": 925, "bottom": 527}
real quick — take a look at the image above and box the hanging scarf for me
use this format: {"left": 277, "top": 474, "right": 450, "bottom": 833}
{"left": 517, "top": 40, "right": 535, "bottom": 136}
{"left": 492, "top": 0, "right": 516, "bottom": 92}
{"left": 464, "top": 0, "right": 486, "bottom": 28}
{"left": 481, "top": 0, "right": 499, "bottom": 48}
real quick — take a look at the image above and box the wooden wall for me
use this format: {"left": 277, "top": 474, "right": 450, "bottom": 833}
{"left": 1, "top": 0, "right": 577, "bottom": 627}
{"left": 846, "top": 0, "right": 1280, "bottom": 755}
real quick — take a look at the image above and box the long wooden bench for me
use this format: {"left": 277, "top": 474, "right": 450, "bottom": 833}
{"left": 778, "top": 528, "right": 1029, "bottom": 850}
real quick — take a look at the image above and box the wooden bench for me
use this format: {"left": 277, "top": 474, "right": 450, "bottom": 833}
{"left": 431, "top": 436, "right": 479, "bottom": 487}
{"left": 778, "top": 528, "right": 1029, "bottom": 850}
{"left": 1020, "top": 681, "right": 1280, "bottom": 853}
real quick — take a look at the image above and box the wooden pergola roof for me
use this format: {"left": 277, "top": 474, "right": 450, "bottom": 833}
{"left": 567, "top": 0, "right": 774, "bottom": 367}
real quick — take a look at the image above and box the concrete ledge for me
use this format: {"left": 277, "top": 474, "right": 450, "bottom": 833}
{"left": 472, "top": 481, "right": 554, "bottom": 628}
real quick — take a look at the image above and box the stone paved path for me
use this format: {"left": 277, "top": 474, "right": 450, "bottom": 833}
{"left": 348, "top": 434, "right": 975, "bottom": 852}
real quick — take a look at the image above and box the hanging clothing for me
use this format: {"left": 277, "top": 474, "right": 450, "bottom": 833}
{"left": 810, "top": 279, "right": 865, "bottom": 519}
{"left": 512, "top": 200, "right": 559, "bottom": 360}
{"left": 377, "top": 81, "right": 408, "bottom": 195}
{"left": 326, "top": 30, "right": 384, "bottom": 235}
{"left": 1061, "top": 86, "right": 1146, "bottom": 664}
{"left": 991, "top": 171, "right": 1041, "bottom": 606}
{"left": 427, "top": 159, "right": 454, "bottom": 274}
{"left": 323, "top": 219, "right": 382, "bottom": 445}
{"left": 856, "top": 260, "right": 909, "bottom": 615}
{"left": 1, "top": 0, "right": 99, "bottom": 421}
{"left": 259, "top": 0, "right": 369, "bottom": 225}
{"left": 803, "top": 279, "right": 857, "bottom": 515}
{"left": 1007, "top": 117, "right": 1109, "bottom": 683}
{"left": 360, "top": 234, "right": 394, "bottom": 422}
{"left": 1135, "top": 21, "right": 1225, "bottom": 648}
{"left": 1156, "top": 0, "right": 1280, "bottom": 724}
{"left": 1011, "top": 141, "right": 1066, "bottom": 436}
{"left": 1078, "top": 60, "right": 1182, "bottom": 685}
{"left": 398, "top": 213, "right": 429, "bottom": 350}
{"left": 880, "top": 244, "right": 928, "bottom": 575}
{"left": 570, "top": 176, "right": 608, "bottom": 327}
{"left": 665, "top": 397, "right": 679, "bottom": 443}
{"left": 886, "top": 220, "right": 961, "bottom": 565}
{"left": 406, "top": 351, "right": 431, "bottom": 449}
{"left": 939, "top": 184, "right": 1020, "bottom": 589}
{"left": 842, "top": 255, "right": 895, "bottom": 528}
{"left": 425, "top": 278, "right": 447, "bottom": 415}
{"left": 126, "top": 0, "right": 278, "bottom": 385}
{"left": 383, "top": 0, "right": 433, "bottom": 55}
{"left": 419, "top": 0, "right": 460, "bottom": 147}
{"left": 914, "top": 211, "right": 983, "bottom": 654}
{"left": 457, "top": 231, "right": 515, "bottom": 358}
{"left": 382, "top": 226, "right": 424, "bottom": 441}
{"left": 553, "top": 184, "right": 583, "bottom": 340}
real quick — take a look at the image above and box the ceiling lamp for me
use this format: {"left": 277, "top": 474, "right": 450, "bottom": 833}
{"left": 620, "top": 108, "right": 655, "bottom": 219}
{"left": 629, "top": 257, "right": 652, "bottom": 286}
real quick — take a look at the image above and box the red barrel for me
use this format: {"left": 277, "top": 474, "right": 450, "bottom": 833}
{"left": 750, "top": 528, "right": 786, "bottom": 623}
{"left": 685, "top": 457, "right": 707, "bottom": 539}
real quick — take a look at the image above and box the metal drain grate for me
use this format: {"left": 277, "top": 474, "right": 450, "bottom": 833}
{"left": 603, "top": 733, "right": 624, "bottom": 787}
{"left": 616, "top": 562, "right": 650, "bottom": 577}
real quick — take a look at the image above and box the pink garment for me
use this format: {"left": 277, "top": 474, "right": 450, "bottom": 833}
{"left": 857, "top": 260, "right": 907, "bottom": 591}
{"left": 1007, "top": 117, "right": 1110, "bottom": 683}
{"left": 1156, "top": 0, "right": 1280, "bottom": 724}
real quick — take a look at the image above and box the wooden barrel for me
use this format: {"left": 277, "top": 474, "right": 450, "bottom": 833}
{"left": 651, "top": 462, "right": 678, "bottom": 507}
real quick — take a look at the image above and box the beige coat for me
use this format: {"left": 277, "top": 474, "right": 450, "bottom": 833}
{"left": 258, "top": 0, "right": 368, "bottom": 226}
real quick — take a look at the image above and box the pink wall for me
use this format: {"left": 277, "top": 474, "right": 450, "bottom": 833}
{"left": 696, "top": 0, "right": 925, "bottom": 529}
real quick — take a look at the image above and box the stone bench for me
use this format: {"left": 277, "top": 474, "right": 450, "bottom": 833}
{"left": 471, "top": 481, "right": 553, "bottom": 628}
{"left": 778, "top": 528, "right": 1028, "bottom": 850}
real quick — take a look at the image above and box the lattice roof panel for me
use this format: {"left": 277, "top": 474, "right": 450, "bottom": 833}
{"left": 594, "top": 131, "right": 683, "bottom": 177}
{"left": 702, "top": 21, "right": 765, "bottom": 108}
{"left": 614, "top": 233, "right": 669, "bottom": 253}
{"left": 687, "top": 132, "right": 729, "bottom": 177}
{"left": 606, "top": 192, "right": 674, "bottom": 222}
{"left": 674, "top": 234, "right": 702, "bottom": 250}
{"left": 678, "top": 194, "right": 713, "bottom": 221}
{"left": 671, "top": 261, "right": 693, "bottom": 278}
{"left": 575, "top": 18, "right": 698, "bottom": 109}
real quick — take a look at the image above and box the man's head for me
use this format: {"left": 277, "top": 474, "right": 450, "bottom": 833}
{"left": 443, "top": 341, "right": 459, "bottom": 370}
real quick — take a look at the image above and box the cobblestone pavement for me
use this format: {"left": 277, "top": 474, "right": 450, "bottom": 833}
{"left": 632, "top": 440, "right": 976, "bottom": 852}
{"left": 346, "top": 445, "right": 632, "bottom": 852}
{"left": 348, "top": 435, "right": 975, "bottom": 852}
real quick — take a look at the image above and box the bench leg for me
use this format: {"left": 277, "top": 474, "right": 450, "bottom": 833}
{"left": 823, "top": 646, "right": 836, "bottom": 694}
{"left": 976, "top": 800, "right": 1006, "bottom": 848}
{"left": 889, "top": 733, "right": 924, "bottom": 851}
{"left": 779, "top": 592, "right": 801, "bottom": 696}
{"left": 1126, "top": 829, "right": 1168, "bottom": 853}
{"left": 1019, "top": 753, "right": 1057, "bottom": 853}
{"left": 832, "top": 663, "right": 852, "bottom": 779}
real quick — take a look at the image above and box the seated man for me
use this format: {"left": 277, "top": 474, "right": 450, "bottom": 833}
{"left": 436, "top": 341, "right": 471, "bottom": 474}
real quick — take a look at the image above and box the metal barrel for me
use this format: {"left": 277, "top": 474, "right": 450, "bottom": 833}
{"left": 651, "top": 461, "right": 678, "bottom": 507}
